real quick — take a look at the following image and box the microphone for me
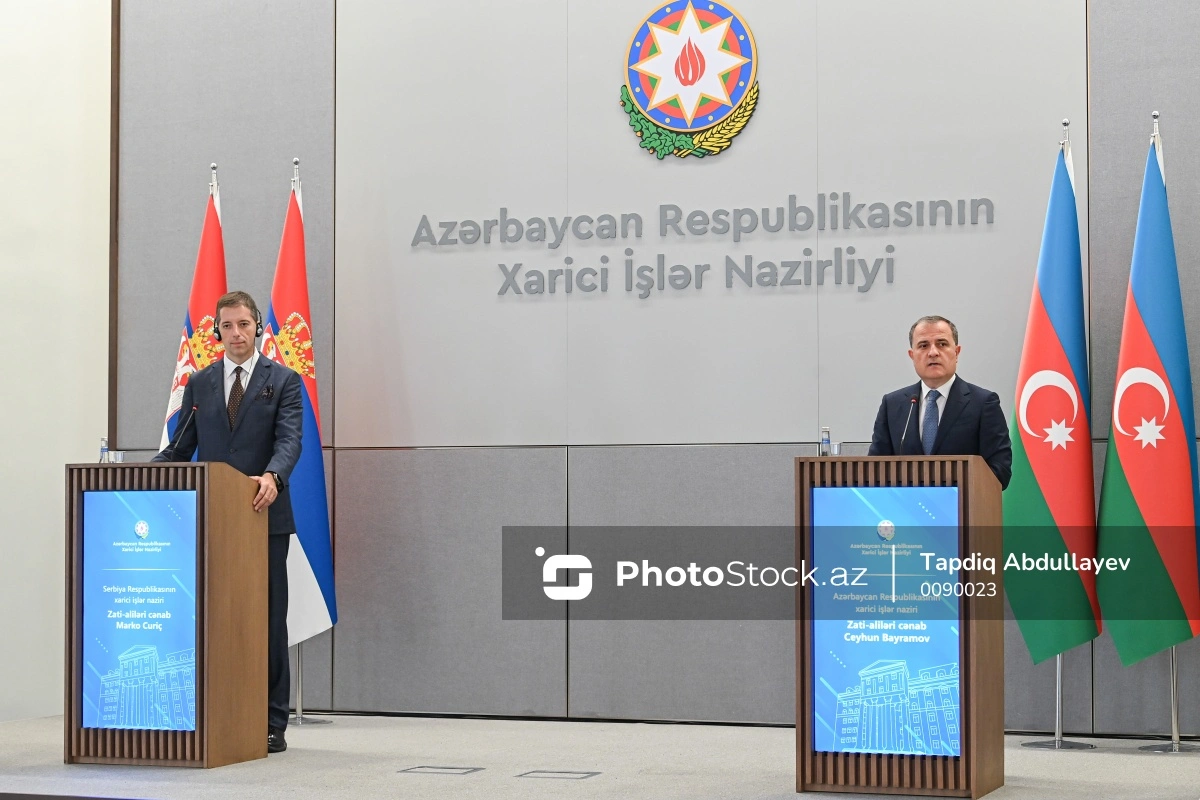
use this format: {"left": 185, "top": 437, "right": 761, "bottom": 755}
{"left": 163, "top": 405, "right": 198, "bottom": 460}
{"left": 899, "top": 395, "right": 918, "bottom": 452}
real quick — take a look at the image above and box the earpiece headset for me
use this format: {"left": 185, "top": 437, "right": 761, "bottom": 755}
{"left": 213, "top": 301, "right": 264, "bottom": 341}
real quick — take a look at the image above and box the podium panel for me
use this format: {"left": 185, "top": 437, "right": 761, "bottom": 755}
{"left": 65, "top": 463, "right": 267, "bottom": 768}
{"left": 80, "top": 488, "right": 198, "bottom": 731}
{"left": 795, "top": 456, "right": 1003, "bottom": 798}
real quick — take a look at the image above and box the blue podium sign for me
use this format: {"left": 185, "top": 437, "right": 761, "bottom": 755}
{"left": 811, "top": 486, "right": 961, "bottom": 757}
{"left": 81, "top": 490, "right": 198, "bottom": 731}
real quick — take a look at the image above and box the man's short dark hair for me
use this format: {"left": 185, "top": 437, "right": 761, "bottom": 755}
{"left": 909, "top": 315, "right": 959, "bottom": 346}
{"left": 216, "top": 291, "right": 262, "bottom": 325}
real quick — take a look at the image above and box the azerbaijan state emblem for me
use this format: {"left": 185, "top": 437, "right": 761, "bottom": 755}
{"left": 623, "top": 1, "right": 758, "bottom": 159}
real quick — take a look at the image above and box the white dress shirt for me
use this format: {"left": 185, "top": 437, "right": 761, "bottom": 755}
{"left": 223, "top": 349, "right": 261, "bottom": 405}
{"left": 918, "top": 373, "right": 956, "bottom": 441}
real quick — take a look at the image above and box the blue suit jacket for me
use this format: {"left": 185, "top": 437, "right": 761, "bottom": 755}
{"left": 154, "top": 355, "right": 304, "bottom": 535}
{"left": 867, "top": 376, "right": 1013, "bottom": 490}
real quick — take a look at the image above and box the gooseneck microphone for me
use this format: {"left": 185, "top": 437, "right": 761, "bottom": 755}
{"left": 163, "top": 405, "right": 198, "bottom": 460}
{"left": 899, "top": 395, "right": 918, "bottom": 452}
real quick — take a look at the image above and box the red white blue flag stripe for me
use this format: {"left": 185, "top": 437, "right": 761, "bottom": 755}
{"left": 263, "top": 171, "right": 337, "bottom": 644}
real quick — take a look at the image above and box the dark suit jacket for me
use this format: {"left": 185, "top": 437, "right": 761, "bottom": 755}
{"left": 153, "top": 355, "right": 304, "bottom": 535}
{"left": 867, "top": 376, "right": 1013, "bottom": 489}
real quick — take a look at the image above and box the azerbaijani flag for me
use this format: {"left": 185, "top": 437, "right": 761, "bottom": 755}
{"left": 263, "top": 163, "right": 337, "bottom": 645}
{"left": 1003, "top": 141, "right": 1099, "bottom": 663}
{"left": 160, "top": 170, "right": 227, "bottom": 449}
{"left": 1097, "top": 132, "right": 1200, "bottom": 665}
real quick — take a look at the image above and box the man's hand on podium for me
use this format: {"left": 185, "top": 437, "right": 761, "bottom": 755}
{"left": 250, "top": 473, "right": 279, "bottom": 512}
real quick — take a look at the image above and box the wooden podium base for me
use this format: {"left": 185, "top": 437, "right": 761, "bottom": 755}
{"left": 65, "top": 463, "right": 268, "bottom": 768}
{"left": 795, "top": 456, "right": 1004, "bottom": 798}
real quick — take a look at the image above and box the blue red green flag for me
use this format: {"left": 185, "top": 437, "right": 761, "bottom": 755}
{"left": 1097, "top": 132, "right": 1200, "bottom": 665}
{"left": 1003, "top": 141, "right": 1100, "bottom": 663}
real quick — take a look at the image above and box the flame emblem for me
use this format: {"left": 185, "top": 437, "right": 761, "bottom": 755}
{"left": 674, "top": 39, "right": 705, "bottom": 86}
{"left": 622, "top": 1, "right": 758, "bottom": 156}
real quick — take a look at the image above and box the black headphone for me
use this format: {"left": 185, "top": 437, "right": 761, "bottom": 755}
{"left": 213, "top": 298, "right": 264, "bottom": 341}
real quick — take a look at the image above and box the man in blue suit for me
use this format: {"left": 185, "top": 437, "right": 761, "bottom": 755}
{"left": 154, "top": 291, "right": 302, "bottom": 753}
{"left": 868, "top": 315, "right": 1012, "bottom": 489}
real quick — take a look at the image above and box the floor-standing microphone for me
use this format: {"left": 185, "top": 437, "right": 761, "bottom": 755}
{"left": 899, "top": 395, "right": 918, "bottom": 452}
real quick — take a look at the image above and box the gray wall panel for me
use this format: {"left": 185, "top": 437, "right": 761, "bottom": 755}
{"left": 335, "top": 0, "right": 570, "bottom": 448}
{"left": 333, "top": 448, "right": 567, "bottom": 716}
{"left": 1089, "top": 0, "right": 1200, "bottom": 431}
{"left": 118, "top": 0, "right": 334, "bottom": 450}
{"left": 569, "top": 619, "right": 794, "bottom": 723}
{"left": 1093, "top": 633, "right": 1200, "bottom": 735}
{"left": 1183, "top": 637, "right": 1200, "bottom": 735}
{"left": 289, "top": 628, "right": 333, "bottom": 711}
{"left": 569, "top": 445, "right": 817, "bottom": 528}
{"left": 1003, "top": 611, "right": 1093, "bottom": 734}
{"left": 567, "top": 445, "right": 816, "bottom": 723}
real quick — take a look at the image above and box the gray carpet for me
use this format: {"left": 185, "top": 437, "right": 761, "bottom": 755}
{"left": 1, "top": 715, "right": 1197, "bottom": 799}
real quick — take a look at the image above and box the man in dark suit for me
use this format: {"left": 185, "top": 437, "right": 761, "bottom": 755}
{"left": 868, "top": 315, "right": 1012, "bottom": 489}
{"left": 154, "top": 291, "right": 302, "bottom": 753}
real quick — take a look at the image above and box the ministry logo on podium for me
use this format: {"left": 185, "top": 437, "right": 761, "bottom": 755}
{"left": 622, "top": 1, "right": 759, "bottom": 159}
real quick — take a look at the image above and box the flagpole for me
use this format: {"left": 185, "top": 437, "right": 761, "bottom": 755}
{"left": 292, "top": 156, "right": 303, "bottom": 212}
{"left": 1021, "top": 652, "right": 1094, "bottom": 750}
{"left": 1139, "top": 645, "right": 1198, "bottom": 753}
{"left": 1150, "top": 110, "right": 1166, "bottom": 183}
{"left": 290, "top": 640, "right": 331, "bottom": 726}
{"left": 210, "top": 162, "right": 218, "bottom": 195}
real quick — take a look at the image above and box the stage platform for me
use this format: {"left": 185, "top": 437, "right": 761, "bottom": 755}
{"left": 1, "top": 714, "right": 1197, "bottom": 800}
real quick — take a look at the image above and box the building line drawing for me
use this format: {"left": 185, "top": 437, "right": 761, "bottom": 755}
{"left": 834, "top": 660, "right": 960, "bottom": 756}
{"left": 94, "top": 645, "right": 197, "bottom": 730}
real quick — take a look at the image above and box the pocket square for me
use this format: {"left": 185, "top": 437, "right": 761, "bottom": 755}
{"left": 258, "top": 385, "right": 274, "bottom": 400}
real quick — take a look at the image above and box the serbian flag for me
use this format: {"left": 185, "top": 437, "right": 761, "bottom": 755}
{"left": 1003, "top": 140, "right": 1099, "bottom": 663}
{"left": 263, "top": 163, "right": 337, "bottom": 644}
{"left": 160, "top": 171, "right": 227, "bottom": 449}
{"left": 1097, "top": 130, "right": 1200, "bottom": 665}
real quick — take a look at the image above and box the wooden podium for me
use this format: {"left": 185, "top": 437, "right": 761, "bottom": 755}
{"left": 795, "top": 456, "right": 1003, "bottom": 798}
{"left": 65, "top": 462, "right": 268, "bottom": 767}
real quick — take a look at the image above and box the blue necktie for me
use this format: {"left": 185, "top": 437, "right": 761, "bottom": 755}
{"left": 922, "top": 389, "right": 940, "bottom": 455}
